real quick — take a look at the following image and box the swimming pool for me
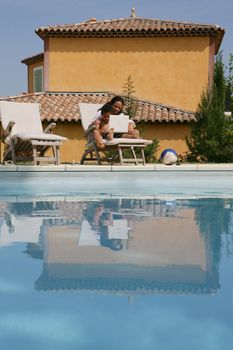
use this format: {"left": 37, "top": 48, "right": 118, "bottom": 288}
{"left": 1, "top": 168, "right": 233, "bottom": 197}
{"left": 0, "top": 189, "right": 232, "bottom": 350}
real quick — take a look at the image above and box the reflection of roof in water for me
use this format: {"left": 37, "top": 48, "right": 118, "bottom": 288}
{"left": 35, "top": 264, "right": 219, "bottom": 295}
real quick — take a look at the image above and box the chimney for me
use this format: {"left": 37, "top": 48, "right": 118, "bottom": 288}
{"left": 130, "top": 8, "right": 136, "bottom": 18}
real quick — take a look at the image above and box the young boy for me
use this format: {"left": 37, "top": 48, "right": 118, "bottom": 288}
{"left": 91, "top": 103, "right": 115, "bottom": 149}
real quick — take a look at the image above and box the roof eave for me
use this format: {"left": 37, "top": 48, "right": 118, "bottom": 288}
{"left": 214, "top": 28, "right": 225, "bottom": 54}
{"left": 35, "top": 28, "right": 224, "bottom": 40}
{"left": 21, "top": 53, "right": 44, "bottom": 65}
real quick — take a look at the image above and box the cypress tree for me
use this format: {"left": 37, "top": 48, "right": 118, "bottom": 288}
{"left": 186, "top": 53, "right": 233, "bottom": 162}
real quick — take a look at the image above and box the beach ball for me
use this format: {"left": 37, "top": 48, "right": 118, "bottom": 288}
{"left": 160, "top": 148, "right": 178, "bottom": 165}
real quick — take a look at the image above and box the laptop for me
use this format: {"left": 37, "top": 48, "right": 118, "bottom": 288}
{"left": 108, "top": 219, "right": 129, "bottom": 239}
{"left": 109, "top": 115, "right": 129, "bottom": 133}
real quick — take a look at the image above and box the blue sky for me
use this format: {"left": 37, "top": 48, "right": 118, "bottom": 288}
{"left": 0, "top": 0, "right": 232, "bottom": 97}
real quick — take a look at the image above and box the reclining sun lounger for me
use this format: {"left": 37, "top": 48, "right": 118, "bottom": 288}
{"left": 79, "top": 103, "right": 152, "bottom": 165}
{"left": 0, "top": 101, "right": 67, "bottom": 165}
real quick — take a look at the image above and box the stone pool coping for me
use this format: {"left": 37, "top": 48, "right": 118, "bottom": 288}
{"left": 1, "top": 163, "right": 233, "bottom": 172}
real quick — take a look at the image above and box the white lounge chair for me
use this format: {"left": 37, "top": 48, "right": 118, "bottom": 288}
{"left": 0, "top": 101, "right": 67, "bottom": 165}
{"left": 79, "top": 103, "right": 152, "bottom": 165}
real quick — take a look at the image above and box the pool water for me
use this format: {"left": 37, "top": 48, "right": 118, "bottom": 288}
{"left": 0, "top": 195, "right": 233, "bottom": 350}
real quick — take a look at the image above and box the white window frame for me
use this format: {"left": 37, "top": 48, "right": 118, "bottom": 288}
{"left": 33, "top": 66, "right": 43, "bottom": 92}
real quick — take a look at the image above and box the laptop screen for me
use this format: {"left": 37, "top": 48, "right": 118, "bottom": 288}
{"left": 108, "top": 115, "right": 129, "bottom": 133}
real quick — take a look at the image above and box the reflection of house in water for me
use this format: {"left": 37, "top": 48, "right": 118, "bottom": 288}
{"left": 0, "top": 197, "right": 221, "bottom": 295}
{"left": 28, "top": 199, "right": 220, "bottom": 296}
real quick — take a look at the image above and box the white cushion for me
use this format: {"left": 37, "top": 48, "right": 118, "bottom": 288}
{"left": 12, "top": 132, "right": 67, "bottom": 141}
{"left": 0, "top": 101, "right": 43, "bottom": 135}
{"left": 104, "top": 138, "right": 152, "bottom": 146}
{"left": 79, "top": 103, "right": 103, "bottom": 131}
{"left": 85, "top": 138, "right": 152, "bottom": 150}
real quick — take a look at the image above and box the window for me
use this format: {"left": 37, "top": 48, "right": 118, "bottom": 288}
{"left": 33, "top": 66, "right": 43, "bottom": 92}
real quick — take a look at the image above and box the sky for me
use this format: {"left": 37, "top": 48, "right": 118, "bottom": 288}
{"left": 0, "top": 0, "right": 232, "bottom": 97}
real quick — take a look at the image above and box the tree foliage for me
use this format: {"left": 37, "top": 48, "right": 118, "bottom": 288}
{"left": 144, "top": 137, "right": 160, "bottom": 163}
{"left": 185, "top": 53, "right": 233, "bottom": 162}
{"left": 122, "top": 75, "right": 138, "bottom": 118}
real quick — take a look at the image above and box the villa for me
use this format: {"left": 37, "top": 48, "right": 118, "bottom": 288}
{"left": 0, "top": 10, "right": 224, "bottom": 163}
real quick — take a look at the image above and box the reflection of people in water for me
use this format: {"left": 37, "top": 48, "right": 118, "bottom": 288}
{"left": 84, "top": 202, "right": 126, "bottom": 251}
{"left": 99, "top": 223, "right": 123, "bottom": 251}
{"left": 98, "top": 211, "right": 124, "bottom": 251}
{"left": 84, "top": 202, "right": 105, "bottom": 230}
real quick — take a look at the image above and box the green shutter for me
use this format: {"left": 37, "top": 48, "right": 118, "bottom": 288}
{"left": 33, "top": 67, "right": 43, "bottom": 92}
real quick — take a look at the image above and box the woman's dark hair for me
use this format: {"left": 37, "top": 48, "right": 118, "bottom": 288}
{"left": 100, "top": 103, "right": 114, "bottom": 115}
{"left": 109, "top": 96, "right": 125, "bottom": 107}
{"left": 98, "top": 96, "right": 125, "bottom": 113}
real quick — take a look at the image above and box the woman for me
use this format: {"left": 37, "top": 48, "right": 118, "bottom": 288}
{"left": 94, "top": 96, "right": 140, "bottom": 139}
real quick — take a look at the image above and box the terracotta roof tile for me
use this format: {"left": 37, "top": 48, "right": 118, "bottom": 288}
{"left": 36, "top": 18, "right": 219, "bottom": 36}
{"left": 35, "top": 17, "right": 224, "bottom": 53}
{"left": 0, "top": 91, "right": 196, "bottom": 123}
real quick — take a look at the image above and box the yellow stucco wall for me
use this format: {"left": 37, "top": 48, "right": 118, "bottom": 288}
{"left": 143, "top": 122, "right": 191, "bottom": 156}
{"left": 28, "top": 60, "right": 44, "bottom": 93}
{"left": 46, "top": 123, "right": 86, "bottom": 163}
{"left": 47, "top": 36, "right": 209, "bottom": 111}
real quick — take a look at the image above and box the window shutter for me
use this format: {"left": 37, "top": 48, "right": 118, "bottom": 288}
{"left": 33, "top": 67, "right": 43, "bottom": 92}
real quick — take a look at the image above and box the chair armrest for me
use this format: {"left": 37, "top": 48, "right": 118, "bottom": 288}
{"left": 3, "top": 121, "right": 15, "bottom": 137}
{"left": 44, "top": 122, "right": 56, "bottom": 133}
